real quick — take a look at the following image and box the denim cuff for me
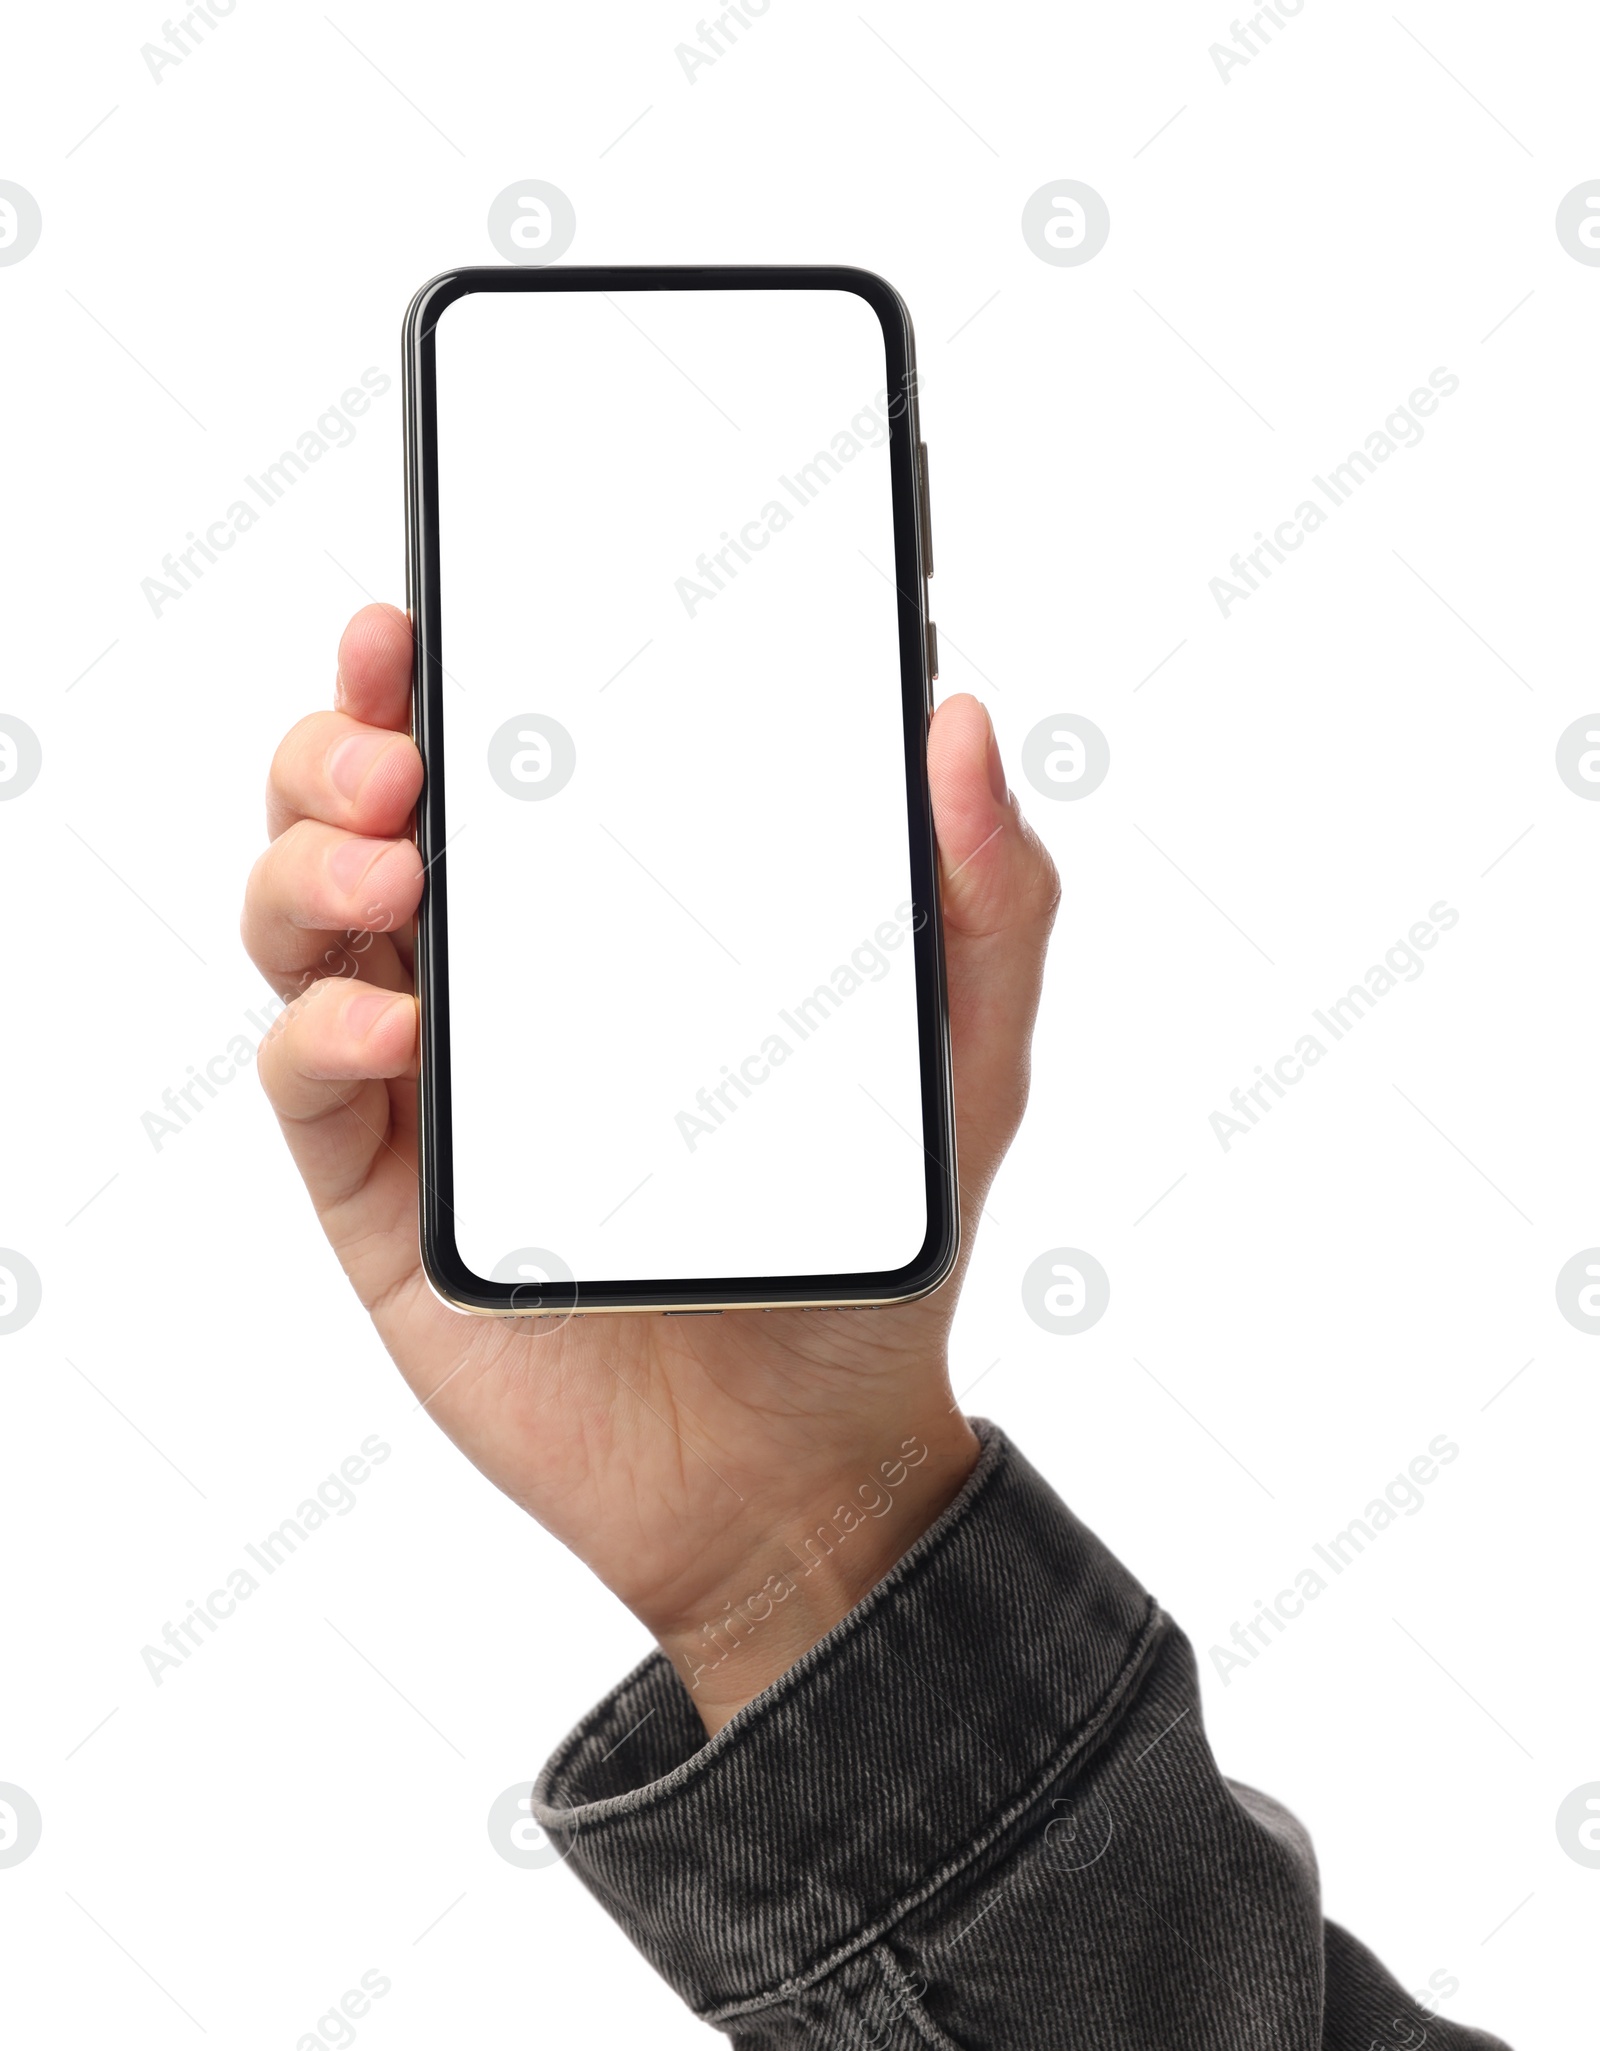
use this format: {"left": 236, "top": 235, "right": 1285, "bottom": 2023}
{"left": 533, "top": 1420, "right": 1165, "bottom": 2026}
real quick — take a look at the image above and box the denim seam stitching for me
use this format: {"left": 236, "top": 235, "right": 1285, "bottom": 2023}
{"left": 697, "top": 1594, "right": 1167, "bottom": 2025}
{"left": 869, "top": 1940, "right": 970, "bottom": 2050}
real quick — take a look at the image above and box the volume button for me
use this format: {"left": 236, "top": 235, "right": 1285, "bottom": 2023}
{"left": 918, "top": 441, "right": 933, "bottom": 576}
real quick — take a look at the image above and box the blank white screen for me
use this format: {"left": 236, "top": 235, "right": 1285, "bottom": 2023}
{"left": 433, "top": 286, "right": 927, "bottom": 1286}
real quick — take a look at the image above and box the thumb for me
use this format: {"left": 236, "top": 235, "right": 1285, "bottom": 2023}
{"left": 927, "top": 694, "right": 1061, "bottom": 1190}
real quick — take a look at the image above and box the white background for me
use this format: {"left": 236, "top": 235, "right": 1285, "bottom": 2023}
{"left": 435, "top": 286, "right": 925, "bottom": 1284}
{"left": 0, "top": 1, "right": 1592, "bottom": 2044}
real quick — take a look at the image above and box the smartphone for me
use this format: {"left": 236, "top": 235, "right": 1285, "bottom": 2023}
{"left": 402, "top": 265, "right": 955, "bottom": 1316}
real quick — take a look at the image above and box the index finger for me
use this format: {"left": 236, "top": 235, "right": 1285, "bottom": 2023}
{"left": 334, "top": 603, "right": 412, "bottom": 730}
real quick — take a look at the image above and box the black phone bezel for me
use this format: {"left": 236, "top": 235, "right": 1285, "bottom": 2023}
{"left": 402, "top": 263, "right": 957, "bottom": 1315}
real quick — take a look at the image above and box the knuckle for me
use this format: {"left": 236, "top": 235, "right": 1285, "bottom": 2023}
{"left": 1020, "top": 818, "right": 1062, "bottom": 923}
{"left": 273, "top": 814, "right": 321, "bottom": 862}
{"left": 268, "top": 713, "right": 321, "bottom": 793}
{"left": 242, "top": 840, "right": 280, "bottom": 914}
{"left": 251, "top": 827, "right": 310, "bottom": 914}
{"left": 254, "top": 994, "right": 299, "bottom": 1076}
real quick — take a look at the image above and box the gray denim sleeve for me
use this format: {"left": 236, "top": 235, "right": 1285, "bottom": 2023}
{"left": 533, "top": 1421, "right": 1514, "bottom": 2049}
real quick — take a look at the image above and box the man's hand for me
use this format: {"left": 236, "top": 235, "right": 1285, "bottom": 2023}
{"left": 242, "top": 604, "right": 1060, "bottom": 1733}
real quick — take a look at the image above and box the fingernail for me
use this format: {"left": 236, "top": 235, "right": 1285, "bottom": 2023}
{"left": 983, "top": 708, "right": 1007, "bottom": 806}
{"left": 329, "top": 732, "right": 392, "bottom": 800}
{"left": 345, "top": 987, "right": 405, "bottom": 1039}
{"left": 328, "top": 836, "right": 390, "bottom": 893}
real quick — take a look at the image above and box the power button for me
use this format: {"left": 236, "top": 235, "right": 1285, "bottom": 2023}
{"left": 918, "top": 442, "right": 934, "bottom": 576}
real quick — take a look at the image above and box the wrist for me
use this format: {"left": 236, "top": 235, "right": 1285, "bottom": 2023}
{"left": 648, "top": 1415, "right": 981, "bottom": 1734}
